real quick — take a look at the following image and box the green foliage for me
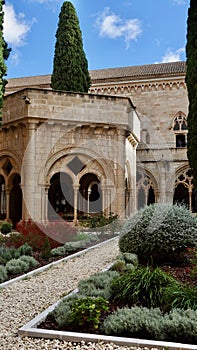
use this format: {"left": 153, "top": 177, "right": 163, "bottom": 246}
{"left": 72, "top": 232, "right": 99, "bottom": 244}
{"left": 6, "top": 258, "right": 29, "bottom": 275}
{"left": 53, "top": 293, "right": 85, "bottom": 327}
{"left": 162, "top": 308, "right": 197, "bottom": 344}
{"left": 186, "top": 0, "right": 197, "bottom": 192}
{"left": 19, "top": 255, "right": 39, "bottom": 269}
{"left": 119, "top": 203, "right": 197, "bottom": 264}
{"left": 68, "top": 296, "right": 109, "bottom": 330}
{"left": 51, "top": 245, "right": 67, "bottom": 257}
{"left": 120, "top": 252, "right": 138, "bottom": 266}
{"left": 78, "top": 270, "right": 119, "bottom": 299}
{"left": 103, "top": 307, "right": 164, "bottom": 339}
{"left": 80, "top": 213, "right": 118, "bottom": 228}
{"left": 110, "top": 266, "right": 175, "bottom": 308}
{"left": 0, "top": 264, "right": 7, "bottom": 282}
{"left": 163, "top": 283, "right": 197, "bottom": 311}
{"left": 0, "top": 221, "right": 12, "bottom": 234}
{"left": 51, "top": 1, "right": 91, "bottom": 92}
{"left": 17, "top": 243, "right": 33, "bottom": 256}
{"left": 103, "top": 306, "right": 197, "bottom": 344}
{"left": 41, "top": 237, "right": 51, "bottom": 260}
{"left": 0, "top": 0, "right": 11, "bottom": 120}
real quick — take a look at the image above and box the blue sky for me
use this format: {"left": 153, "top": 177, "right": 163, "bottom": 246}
{"left": 3, "top": 0, "right": 190, "bottom": 79}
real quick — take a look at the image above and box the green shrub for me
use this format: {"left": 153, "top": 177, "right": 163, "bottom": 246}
{"left": 120, "top": 252, "right": 138, "bottom": 266}
{"left": 53, "top": 293, "right": 85, "bottom": 327}
{"left": 6, "top": 258, "right": 29, "bottom": 274}
{"left": 102, "top": 307, "right": 197, "bottom": 344}
{"left": 110, "top": 266, "right": 175, "bottom": 308}
{"left": 0, "top": 221, "right": 12, "bottom": 235}
{"left": 19, "top": 255, "right": 39, "bottom": 269}
{"left": 162, "top": 308, "right": 197, "bottom": 344}
{"left": 163, "top": 283, "right": 197, "bottom": 311}
{"left": 0, "top": 265, "right": 8, "bottom": 282}
{"left": 102, "top": 307, "right": 164, "bottom": 339}
{"left": 109, "top": 259, "right": 127, "bottom": 273}
{"left": 119, "top": 203, "right": 197, "bottom": 264}
{"left": 51, "top": 246, "right": 66, "bottom": 257}
{"left": 17, "top": 243, "right": 33, "bottom": 256}
{"left": 68, "top": 296, "right": 109, "bottom": 330}
{"left": 41, "top": 237, "right": 51, "bottom": 260}
{"left": 78, "top": 270, "right": 119, "bottom": 300}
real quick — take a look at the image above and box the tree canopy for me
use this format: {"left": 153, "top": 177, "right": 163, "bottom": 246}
{"left": 51, "top": 1, "right": 91, "bottom": 93}
{"left": 0, "top": 0, "right": 11, "bottom": 115}
{"left": 185, "top": 0, "right": 197, "bottom": 192}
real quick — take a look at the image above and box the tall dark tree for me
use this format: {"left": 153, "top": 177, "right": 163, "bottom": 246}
{"left": 51, "top": 1, "right": 91, "bottom": 92}
{"left": 185, "top": 0, "right": 197, "bottom": 192}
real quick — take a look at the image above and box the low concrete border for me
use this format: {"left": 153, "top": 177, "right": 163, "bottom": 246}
{"left": 0, "top": 236, "right": 118, "bottom": 289}
{"left": 18, "top": 294, "right": 197, "bottom": 350}
{"left": 18, "top": 245, "right": 197, "bottom": 350}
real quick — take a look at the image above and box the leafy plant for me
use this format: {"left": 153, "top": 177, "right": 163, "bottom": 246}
{"left": 119, "top": 203, "right": 197, "bottom": 264}
{"left": 103, "top": 307, "right": 164, "bottom": 339}
{"left": 17, "top": 243, "right": 33, "bottom": 256}
{"left": 78, "top": 270, "right": 119, "bottom": 299}
{"left": 163, "top": 283, "right": 197, "bottom": 311}
{"left": 41, "top": 237, "right": 51, "bottom": 260}
{"left": 0, "top": 265, "right": 7, "bottom": 282}
{"left": 110, "top": 266, "right": 176, "bottom": 308}
{"left": 0, "top": 221, "right": 12, "bottom": 235}
{"left": 19, "top": 255, "right": 39, "bottom": 269}
{"left": 6, "top": 258, "right": 29, "bottom": 275}
{"left": 68, "top": 296, "right": 109, "bottom": 330}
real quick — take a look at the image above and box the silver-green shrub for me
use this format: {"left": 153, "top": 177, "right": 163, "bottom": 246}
{"left": 103, "top": 307, "right": 164, "bottom": 340}
{"left": 78, "top": 270, "right": 119, "bottom": 300}
{"left": 51, "top": 246, "right": 66, "bottom": 256}
{"left": 6, "top": 258, "right": 29, "bottom": 275}
{"left": 102, "top": 306, "right": 197, "bottom": 344}
{"left": 119, "top": 203, "right": 197, "bottom": 264}
{"left": 0, "top": 265, "right": 8, "bottom": 282}
{"left": 17, "top": 243, "right": 33, "bottom": 256}
{"left": 19, "top": 255, "right": 39, "bottom": 269}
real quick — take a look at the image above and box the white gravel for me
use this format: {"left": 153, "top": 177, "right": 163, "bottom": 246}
{"left": 0, "top": 238, "right": 159, "bottom": 350}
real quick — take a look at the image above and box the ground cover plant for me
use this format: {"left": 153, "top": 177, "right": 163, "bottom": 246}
{"left": 39, "top": 204, "right": 197, "bottom": 345}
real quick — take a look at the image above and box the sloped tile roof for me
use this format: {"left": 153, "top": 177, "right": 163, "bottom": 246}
{"left": 90, "top": 61, "right": 186, "bottom": 83}
{"left": 6, "top": 61, "right": 186, "bottom": 91}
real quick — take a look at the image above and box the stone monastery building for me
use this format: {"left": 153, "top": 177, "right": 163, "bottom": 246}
{"left": 1, "top": 60, "right": 195, "bottom": 226}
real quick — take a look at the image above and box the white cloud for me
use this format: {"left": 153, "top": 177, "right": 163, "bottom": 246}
{"left": 96, "top": 7, "right": 142, "bottom": 49}
{"left": 172, "top": 0, "right": 186, "bottom": 5}
{"left": 3, "top": 3, "right": 34, "bottom": 47}
{"left": 160, "top": 48, "right": 185, "bottom": 62}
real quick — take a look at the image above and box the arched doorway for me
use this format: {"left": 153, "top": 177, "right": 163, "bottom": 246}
{"left": 9, "top": 174, "right": 22, "bottom": 227}
{"left": 48, "top": 172, "right": 74, "bottom": 220}
{"left": 79, "top": 173, "right": 102, "bottom": 216}
{"left": 136, "top": 171, "right": 156, "bottom": 210}
{"left": 0, "top": 175, "right": 6, "bottom": 220}
{"left": 173, "top": 169, "right": 197, "bottom": 212}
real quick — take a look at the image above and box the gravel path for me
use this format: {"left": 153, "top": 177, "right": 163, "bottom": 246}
{"left": 0, "top": 238, "right": 145, "bottom": 350}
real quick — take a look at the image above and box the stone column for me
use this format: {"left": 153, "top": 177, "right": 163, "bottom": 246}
{"left": 5, "top": 185, "right": 12, "bottom": 220}
{"left": 22, "top": 122, "right": 37, "bottom": 220}
{"left": 73, "top": 185, "right": 79, "bottom": 225}
{"left": 116, "top": 129, "right": 126, "bottom": 218}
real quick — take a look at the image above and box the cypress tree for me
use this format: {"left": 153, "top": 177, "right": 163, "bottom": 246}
{"left": 51, "top": 1, "right": 91, "bottom": 92}
{"left": 0, "top": 0, "right": 11, "bottom": 118}
{"left": 185, "top": 0, "right": 197, "bottom": 191}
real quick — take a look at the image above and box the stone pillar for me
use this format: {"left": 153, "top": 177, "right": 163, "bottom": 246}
{"left": 73, "top": 185, "right": 79, "bottom": 225}
{"left": 5, "top": 185, "right": 12, "bottom": 220}
{"left": 22, "top": 122, "right": 37, "bottom": 220}
{"left": 116, "top": 129, "right": 126, "bottom": 218}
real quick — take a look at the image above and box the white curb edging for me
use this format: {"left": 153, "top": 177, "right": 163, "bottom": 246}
{"left": 0, "top": 236, "right": 118, "bottom": 289}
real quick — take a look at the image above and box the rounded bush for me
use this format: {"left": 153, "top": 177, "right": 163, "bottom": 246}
{"left": 6, "top": 258, "right": 29, "bottom": 275}
{"left": 0, "top": 265, "right": 8, "bottom": 282}
{"left": 119, "top": 203, "right": 197, "bottom": 264}
{"left": 17, "top": 243, "right": 33, "bottom": 256}
{"left": 0, "top": 222, "right": 12, "bottom": 235}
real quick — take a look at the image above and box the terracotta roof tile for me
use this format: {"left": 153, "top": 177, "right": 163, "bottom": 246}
{"left": 6, "top": 61, "right": 186, "bottom": 90}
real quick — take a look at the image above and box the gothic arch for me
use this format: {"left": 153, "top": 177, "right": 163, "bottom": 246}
{"left": 173, "top": 165, "right": 196, "bottom": 212}
{"left": 136, "top": 167, "right": 158, "bottom": 210}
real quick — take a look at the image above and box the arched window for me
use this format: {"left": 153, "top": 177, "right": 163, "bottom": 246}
{"left": 173, "top": 113, "right": 188, "bottom": 148}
